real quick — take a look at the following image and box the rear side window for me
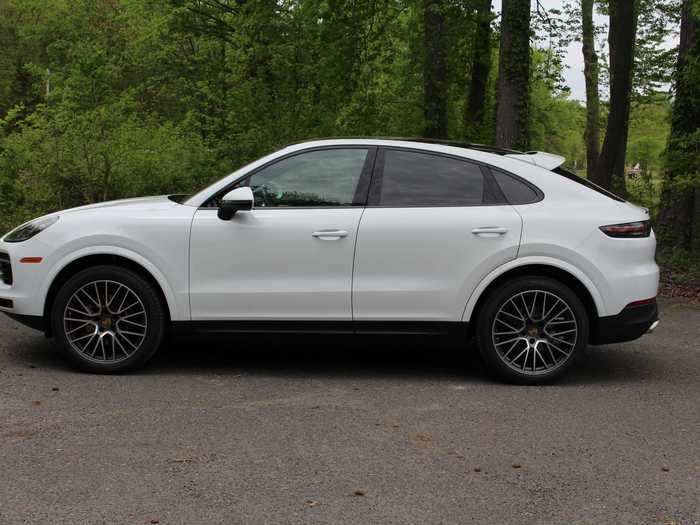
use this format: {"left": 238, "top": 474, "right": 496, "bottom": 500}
{"left": 377, "top": 149, "right": 492, "bottom": 206}
{"left": 492, "top": 170, "right": 541, "bottom": 204}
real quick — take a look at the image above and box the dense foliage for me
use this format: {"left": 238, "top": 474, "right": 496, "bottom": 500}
{"left": 0, "top": 0, "right": 693, "bottom": 272}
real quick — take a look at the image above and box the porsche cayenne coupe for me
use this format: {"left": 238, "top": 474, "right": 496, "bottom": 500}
{"left": 0, "top": 139, "right": 659, "bottom": 383}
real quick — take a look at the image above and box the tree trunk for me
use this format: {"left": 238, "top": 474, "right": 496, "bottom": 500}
{"left": 692, "top": 180, "right": 700, "bottom": 258}
{"left": 581, "top": 0, "right": 599, "bottom": 178}
{"left": 495, "top": 0, "right": 530, "bottom": 150}
{"left": 423, "top": 0, "right": 448, "bottom": 139}
{"left": 591, "top": 0, "right": 638, "bottom": 194}
{"left": 465, "top": 0, "right": 492, "bottom": 141}
{"left": 657, "top": 0, "right": 699, "bottom": 256}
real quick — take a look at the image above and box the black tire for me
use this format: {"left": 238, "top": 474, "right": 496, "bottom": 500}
{"left": 476, "top": 276, "right": 589, "bottom": 385}
{"left": 51, "top": 265, "right": 166, "bottom": 373}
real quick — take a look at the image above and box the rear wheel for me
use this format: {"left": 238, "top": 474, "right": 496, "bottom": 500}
{"left": 476, "top": 276, "right": 589, "bottom": 384}
{"left": 51, "top": 265, "right": 166, "bottom": 373}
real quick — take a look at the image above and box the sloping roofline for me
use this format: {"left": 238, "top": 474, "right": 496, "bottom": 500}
{"left": 288, "top": 137, "right": 566, "bottom": 170}
{"left": 289, "top": 137, "right": 524, "bottom": 156}
{"left": 186, "top": 137, "right": 567, "bottom": 207}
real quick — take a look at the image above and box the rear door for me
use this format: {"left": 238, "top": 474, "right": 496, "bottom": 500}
{"left": 352, "top": 148, "right": 523, "bottom": 322}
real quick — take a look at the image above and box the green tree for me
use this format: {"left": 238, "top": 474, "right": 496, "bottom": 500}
{"left": 0, "top": 0, "right": 686, "bottom": 248}
{"left": 464, "top": 0, "right": 493, "bottom": 141}
{"left": 581, "top": 0, "right": 600, "bottom": 178}
{"left": 495, "top": 0, "right": 531, "bottom": 149}
{"left": 423, "top": 0, "right": 448, "bottom": 138}
{"left": 657, "top": 0, "right": 700, "bottom": 261}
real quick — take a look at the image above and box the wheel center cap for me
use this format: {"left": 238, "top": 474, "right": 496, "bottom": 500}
{"left": 100, "top": 317, "right": 113, "bottom": 330}
{"left": 527, "top": 325, "right": 539, "bottom": 338}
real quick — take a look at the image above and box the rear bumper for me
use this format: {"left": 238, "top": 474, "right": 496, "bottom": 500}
{"left": 590, "top": 300, "right": 659, "bottom": 345}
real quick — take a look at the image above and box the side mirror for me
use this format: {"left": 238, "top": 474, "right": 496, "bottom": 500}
{"left": 218, "top": 187, "right": 254, "bottom": 221}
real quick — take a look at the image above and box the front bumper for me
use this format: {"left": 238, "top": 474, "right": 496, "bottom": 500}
{"left": 590, "top": 300, "right": 659, "bottom": 345}
{"left": 0, "top": 240, "right": 51, "bottom": 318}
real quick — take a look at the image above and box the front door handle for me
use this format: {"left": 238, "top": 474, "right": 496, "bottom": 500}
{"left": 472, "top": 226, "right": 508, "bottom": 237}
{"left": 312, "top": 229, "right": 348, "bottom": 240}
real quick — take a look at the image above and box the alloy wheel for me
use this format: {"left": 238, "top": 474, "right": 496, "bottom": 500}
{"left": 63, "top": 280, "right": 148, "bottom": 363}
{"left": 491, "top": 289, "right": 578, "bottom": 376}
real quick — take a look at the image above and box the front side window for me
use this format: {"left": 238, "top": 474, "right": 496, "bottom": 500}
{"left": 377, "top": 149, "right": 491, "bottom": 206}
{"left": 240, "top": 148, "right": 369, "bottom": 207}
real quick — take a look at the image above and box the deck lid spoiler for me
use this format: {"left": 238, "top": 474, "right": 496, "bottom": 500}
{"left": 505, "top": 151, "right": 566, "bottom": 170}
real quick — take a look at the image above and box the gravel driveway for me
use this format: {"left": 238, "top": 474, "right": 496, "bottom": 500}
{"left": 1, "top": 298, "right": 698, "bottom": 524}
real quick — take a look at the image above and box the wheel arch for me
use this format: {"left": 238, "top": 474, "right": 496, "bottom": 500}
{"left": 43, "top": 252, "right": 174, "bottom": 337}
{"left": 463, "top": 260, "right": 603, "bottom": 329}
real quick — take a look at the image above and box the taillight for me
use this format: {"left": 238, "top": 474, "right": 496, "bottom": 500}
{"left": 599, "top": 220, "right": 651, "bottom": 238}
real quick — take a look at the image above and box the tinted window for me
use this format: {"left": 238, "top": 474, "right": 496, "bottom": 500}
{"left": 492, "top": 170, "right": 540, "bottom": 204}
{"left": 241, "top": 149, "right": 368, "bottom": 207}
{"left": 378, "top": 150, "right": 488, "bottom": 206}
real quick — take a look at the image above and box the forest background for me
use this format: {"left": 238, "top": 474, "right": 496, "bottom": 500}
{"left": 1, "top": 0, "right": 698, "bottom": 289}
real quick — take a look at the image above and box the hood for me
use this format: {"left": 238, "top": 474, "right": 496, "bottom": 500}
{"left": 62, "top": 195, "right": 178, "bottom": 214}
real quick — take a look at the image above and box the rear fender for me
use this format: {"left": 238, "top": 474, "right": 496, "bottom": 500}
{"left": 462, "top": 256, "right": 605, "bottom": 322}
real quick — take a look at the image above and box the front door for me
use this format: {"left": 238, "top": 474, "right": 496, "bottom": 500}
{"left": 189, "top": 147, "right": 373, "bottom": 321}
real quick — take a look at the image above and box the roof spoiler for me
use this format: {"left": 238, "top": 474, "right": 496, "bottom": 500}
{"left": 505, "top": 151, "right": 566, "bottom": 170}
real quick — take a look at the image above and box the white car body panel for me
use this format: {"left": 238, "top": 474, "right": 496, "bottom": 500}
{"left": 189, "top": 208, "right": 363, "bottom": 320}
{"left": 1, "top": 197, "right": 195, "bottom": 320}
{"left": 461, "top": 255, "right": 606, "bottom": 322}
{"left": 502, "top": 165, "right": 658, "bottom": 316}
{"left": 0, "top": 139, "right": 659, "bottom": 334}
{"left": 353, "top": 205, "right": 522, "bottom": 321}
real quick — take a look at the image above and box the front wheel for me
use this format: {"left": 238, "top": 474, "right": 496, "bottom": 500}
{"left": 476, "top": 277, "right": 589, "bottom": 384}
{"left": 51, "top": 265, "right": 166, "bottom": 373}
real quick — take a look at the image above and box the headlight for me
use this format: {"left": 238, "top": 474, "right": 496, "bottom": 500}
{"left": 4, "top": 215, "right": 60, "bottom": 243}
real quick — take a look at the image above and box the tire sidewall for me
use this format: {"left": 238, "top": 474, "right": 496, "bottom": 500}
{"left": 476, "top": 276, "right": 589, "bottom": 385}
{"left": 51, "top": 265, "right": 165, "bottom": 373}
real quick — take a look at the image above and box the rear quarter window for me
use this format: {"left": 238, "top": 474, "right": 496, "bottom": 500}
{"left": 491, "top": 170, "right": 542, "bottom": 204}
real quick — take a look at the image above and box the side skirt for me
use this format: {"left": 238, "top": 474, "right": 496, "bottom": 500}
{"left": 172, "top": 320, "right": 469, "bottom": 337}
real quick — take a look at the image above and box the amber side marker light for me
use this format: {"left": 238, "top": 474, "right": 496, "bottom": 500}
{"left": 19, "top": 257, "right": 43, "bottom": 264}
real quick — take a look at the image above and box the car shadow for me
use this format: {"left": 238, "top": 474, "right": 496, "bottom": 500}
{"left": 5, "top": 329, "right": 671, "bottom": 386}
{"left": 560, "top": 343, "right": 671, "bottom": 385}
{"left": 143, "top": 333, "right": 673, "bottom": 386}
{"left": 4, "top": 334, "right": 70, "bottom": 371}
{"left": 151, "top": 333, "right": 489, "bottom": 382}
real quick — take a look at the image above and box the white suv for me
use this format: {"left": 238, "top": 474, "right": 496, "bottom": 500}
{"left": 0, "top": 139, "right": 659, "bottom": 383}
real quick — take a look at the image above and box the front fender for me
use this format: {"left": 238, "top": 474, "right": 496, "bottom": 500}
{"left": 39, "top": 243, "right": 184, "bottom": 321}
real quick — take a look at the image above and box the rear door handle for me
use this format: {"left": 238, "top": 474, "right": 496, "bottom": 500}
{"left": 312, "top": 229, "right": 348, "bottom": 240}
{"left": 472, "top": 226, "right": 508, "bottom": 237}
